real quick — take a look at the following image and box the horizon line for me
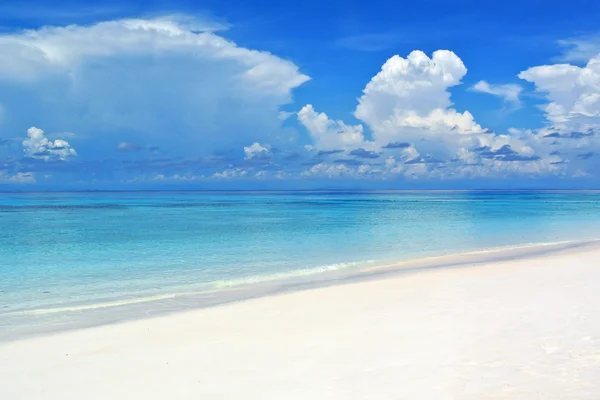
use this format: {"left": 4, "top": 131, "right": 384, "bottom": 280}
{"left": 1, "top": 188, "right": 600, "bottom": 194}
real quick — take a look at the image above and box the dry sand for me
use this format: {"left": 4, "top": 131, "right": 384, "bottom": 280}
{"left": 1, "top": 244, "right": 600, "bottom": 399}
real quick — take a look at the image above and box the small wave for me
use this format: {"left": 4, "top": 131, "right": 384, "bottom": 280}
{"left": 8, "top": 294, "right": 180, "bottom": 315}
{"left": 9, "top": 239, "right": 599, "bottom": 318}
{"left": 210, "top": 260, "right": 375, "bottom": 289}
{"left": 7, "top": 261, "right": 375, "bottom": 316}
{"left": 364, "top": 238, "right": 600, "bottom": 272}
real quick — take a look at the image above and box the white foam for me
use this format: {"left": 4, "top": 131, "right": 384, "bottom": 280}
{"left": 210, "top": 260, "right": 374, "bottom": 288}
{"left": 10, "top": 294, "right": 182, "bottom": 315}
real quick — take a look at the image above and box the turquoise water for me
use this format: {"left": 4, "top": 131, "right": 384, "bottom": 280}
{"left": 1, "top": 191, "right": 600, "bottom": 315}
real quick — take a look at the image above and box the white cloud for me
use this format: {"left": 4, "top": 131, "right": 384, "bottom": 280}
{"left": 147, "top": 173, "right": 205, "bottom": 182}
{"left": 448, "top": 157, "right": 564, "bottom": 179}
{"left": 116, "top": 142, "right": 143, "bottom": 152}
{"left": 573, "top": 169, "right": 591, "bottom": 178}
{"left": 556, "top": 34, "right": 600, "bottom": 63}
{"left": 355, "top": 50, "right": 484, "bottom": 144}
{"left": 0, "top": 16, "right": 308, "bottom": 94}
{"left": 302, "top": 162, "right": 353, "bottom": 178}
{"left": 212, "top": 168, "right": 248, "bottom": 179}
{"left": 0, "top": 16, "right": 310, "bottom": 156}
{"left": 22, "top": 126, "right": 77, "bottom": 161}
{"left": 297, "top": 50, "right": 497, "bottom": 174}
{"left": 518, "top": 56, "right": 600, "bottom": 132}
{"left": 244, "top": 142, "right": 272, "bottom": 160}
{"left": 471, "top": 80, "right": 522, "bottom": 104}
{"left": 0, "top": 171, "right": 36, "bottom": 183}
{"left": 278, "top": 111, "right": 294, "bottom": 121}
{"left": 298, "top": 50, "right": 485, "bottom": 165}
{"left": 515, "top": 52, "right": 600, "bottom": 177}
{"left": 295, "top": 50, "right": 575, "bottom": 180}
{"left": 401, "top": 145, "right": 420, "bottom": 160}
{"left": 297, "top": 104, "right": 368, "bottom": 151}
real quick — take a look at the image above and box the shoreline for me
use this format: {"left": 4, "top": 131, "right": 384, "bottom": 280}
{"left": 2, "top": 237, "right": 599, "bottom": 343}
{"left": 2, "top": 237, "right": 600, "bottom": 398}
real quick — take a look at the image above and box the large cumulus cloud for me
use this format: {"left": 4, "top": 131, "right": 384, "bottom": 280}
{"left": 297, "top": 50, "right": 555, "bottom": 181}
{"left": 519, "top": 57, "right": 600, "bottom": 133}
{"left": 0, "top": 16, "right": 309, "bottom": 157}
{"left": 516, "top": 54, "right": 600, "bottom": 176}
{"left": 355, "top": 50, "right": 483, "bottom": 142}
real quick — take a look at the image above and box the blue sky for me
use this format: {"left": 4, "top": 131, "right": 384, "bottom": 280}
{"left": 1, "top": 0, "right": 600, "bottom": 189}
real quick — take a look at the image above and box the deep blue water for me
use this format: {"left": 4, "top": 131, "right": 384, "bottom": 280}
{"left": 1, "top": 191, "right": 600, "bottom": 313}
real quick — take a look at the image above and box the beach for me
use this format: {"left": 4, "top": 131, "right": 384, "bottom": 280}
{"left": 1, "top": 242, "right": 599, "bottom": 399}
{"left": 2, "top": 0, "right": 600, "bottom": 397}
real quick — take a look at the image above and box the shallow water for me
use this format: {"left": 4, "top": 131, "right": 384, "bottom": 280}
{"left": 2, "top": 190, "right": 600, "bottom": 315}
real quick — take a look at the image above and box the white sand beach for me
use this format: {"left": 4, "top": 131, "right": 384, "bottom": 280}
{"left": 1, "top": 244, "right": 600, "bottom": 399}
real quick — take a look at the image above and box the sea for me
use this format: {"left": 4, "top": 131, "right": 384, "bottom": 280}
{"left": 1, "top": 190, "right": 600, "bottom": 337}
